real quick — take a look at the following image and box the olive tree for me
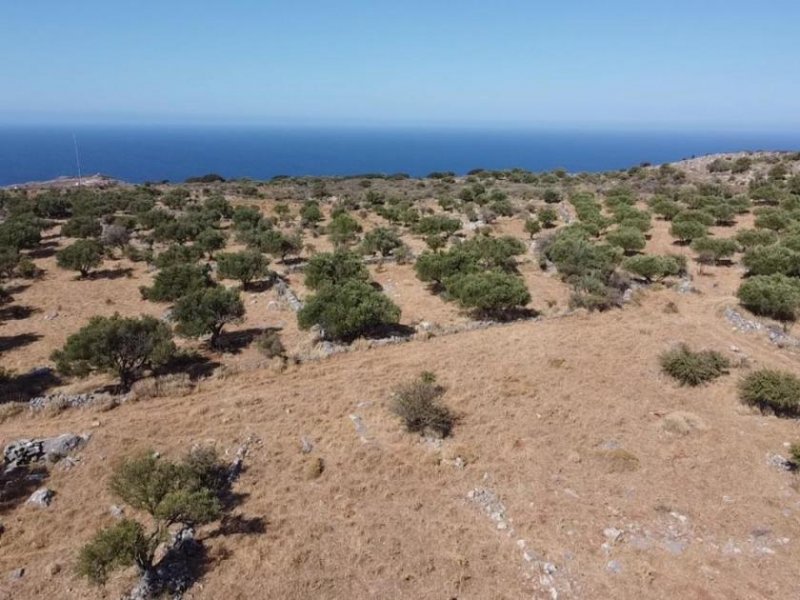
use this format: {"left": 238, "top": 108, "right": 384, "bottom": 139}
{"left": 173, "top": 287, "right": 245, "bottom": 348}
{"left": 52, "top": 314, "right": 175, "bottom": 390}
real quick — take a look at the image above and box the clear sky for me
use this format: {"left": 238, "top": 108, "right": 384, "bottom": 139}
{"left": 1, "top": 1, "right": 798, "bottom": 130}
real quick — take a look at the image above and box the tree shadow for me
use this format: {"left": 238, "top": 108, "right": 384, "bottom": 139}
{"left": 89, "top": 267, "right": 134, "bottom": 280}
{"left": 0, "top": 304, "right": 40, "bottom": 321}
{"left": 364, "top": 323, "right": 417, "bottom": 340}
{"left": 215, "top": 327, "right": 266, "bottom": 354}
{"left": 474, "top": 307, "right": 540, "bottom": 323}
{"left": 0, "top": 332, "right": 43, "bottom": 353}
{"left": 0, "top": 465, "right": 49, "bottom": 514}
{"left": 243, "top": 278, "right": 276, "bottom": 293}
{"left": 0, "top": 366, "right": 61, "bottom": 402}
{"left": 156, "top": 352, "right": 221, "bottom": 381}
{"left": 27, "top": 243, "right": 58, "bottom": 260}
{"left": 2, "top": 283, "right": 31, "bottom": 295}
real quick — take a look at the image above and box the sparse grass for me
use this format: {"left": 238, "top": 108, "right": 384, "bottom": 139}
{"left": 390, "top": 372, "right": 454, "bottom": 438}
{"left": 659, "top": 344, "right": 730, "bottom": 386}
{"left": 738, "top": 369, "right": 800, "bottom": 417}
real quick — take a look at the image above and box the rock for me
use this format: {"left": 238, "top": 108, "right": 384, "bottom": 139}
{"left": 27, "top": 487, "right": 54, "bottom": 507}
{"left": 606, "top": 560, "right": 622, "bottom": 574}
{"left": 4, "top": 433, "right": 90, "bottom": 470}
{"left": 300, "top": 437, "right": 314, "bottom": 454}
{"left": 110, "top": 505, "right": 125, "bottom": 518}
{"left": 47, "top": 562, "right": 61, "bottom": 576}
{"left": 9, "top": 567, "right": 24, "bottom": 580}
{"left": 767, "top": 453, "right": 793, "bottom": 471}
{"left": 604, "top": 528, "right": 624, "bottom": 543}
{"left": 661, "top": 411, "right": 708, "bottom": 435}
{"left": 676, "top": 278, "right": 698, "bottom": 294}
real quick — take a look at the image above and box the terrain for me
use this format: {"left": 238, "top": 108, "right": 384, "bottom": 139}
{"left": 1, "top": 151, "right": 800, "bottom": 599}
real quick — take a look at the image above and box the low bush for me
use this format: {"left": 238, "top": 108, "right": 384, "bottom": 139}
{"left": 141, "top": 264, "right": 215, "bottom": 302}
{"left": 255, "top": 330, "right": 285, "bottom": 359}
{"left": 390, "top": 372, "right": 454, "bottom": 438}
{"left": 304, "top": 250, "right": 369, "bottom": 290}
{"left": 659, "top": 344, "right": 730, "bottom": 386}
{"left": 690, "top": 237, "right": 738, "bottom": 264}
{"left": 737, "top": 274, "right": 800, "bottom": 324}
{"left": 738, "top": 369, "right": 800, "bottom": 416}
{"left": 444, "top": 270, "right": 530, "bottom": 318}
{"left": 56, "top": 239, "right": 104, "bottom": 278}
{"left": 622, "top": 254, "right": 685, "bottom": 282}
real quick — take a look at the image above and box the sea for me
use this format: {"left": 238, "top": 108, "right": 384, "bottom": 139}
{"left": 1, "top": 125, "right": 799, "bottom": 186}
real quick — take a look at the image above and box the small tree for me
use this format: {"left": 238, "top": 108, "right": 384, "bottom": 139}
{"left": 737, "top": 274, "right": 800, "bottom": 327}
{"left": 56, "top": 239, "right": 104, "bottom": 278}
{"left": 154, "top": 244, "right": 204, "bottom": 269}
{"left": 52, "top": 314, "right": 175, "bottom": 390}
{"left": 742, "top": 245, "right": 800, "bottom": 277}
{"left": 327, "top": 212, "right": 362, "bottom": 247}
{"left": 670, "top": 221, "right": 707, "bottom": 244}
{"left": 690, "top": 237, "right": 737, "bottom": 265}
{"left": 173, "top": 287, "right": 245, "bottom": 348}
{"left": 196, "top": 228, "right": 227, "bottom": 258}
{"left": 298, "top": 280, "right": 401, "bottom": 341}
{"left": 360, "top": 227, "right": 403, "bottom": 257}
{"left": 251, "top": 229, "right": 303, "bottom": 262}
{"left": 77, "top": 449, "right": 227, "bottom": 587}
{"left": 216, "top": 251, "right": 270, "bottom": 289}
{"left": 735, "top": 228, "right": 778, "bottom": 251}
{"left": 304, "top": 250, "right": 369, "bottom": 290}
{"left": 299, "top": 201, "right": 323, "bottom": 227}
{"left": 141, "top": 264, "right": 214, "bottom": 302}
{"left": 524, "top": 218, "right": 541, "bottom": 239}
{"left": 444, "top": 271, "right": 531, "bottom": 318}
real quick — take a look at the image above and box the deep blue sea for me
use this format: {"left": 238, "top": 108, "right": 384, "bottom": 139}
{"left": 1, "top": 125, "right": 799, "bottom": 186}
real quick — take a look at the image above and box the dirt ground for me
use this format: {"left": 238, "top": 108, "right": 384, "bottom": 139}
{"left": 1, "top": 154, "right": 800, "bottom": 599}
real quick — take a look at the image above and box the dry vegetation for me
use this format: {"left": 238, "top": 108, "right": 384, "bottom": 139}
{"left": 2, "top": 152, "right": 800, "bottom": 599}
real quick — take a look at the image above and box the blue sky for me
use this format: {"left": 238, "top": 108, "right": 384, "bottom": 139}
{"left": 1, "top": 1, "right": 798, "bottom": 130}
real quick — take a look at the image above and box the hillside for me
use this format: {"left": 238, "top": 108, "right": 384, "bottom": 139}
{"left": 1, "top": 151, "right": 800, "bottom": 599}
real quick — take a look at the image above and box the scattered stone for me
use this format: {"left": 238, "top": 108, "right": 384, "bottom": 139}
{"left": 9, "top": 567, "right": 24, "bottom": 580}
{"left": 606, "top": 560, "right": 623, "bottom": 574}
{"left": 676, "top": 278, "right": 698, "bottom": 294}
{"left": 110, "top": 505, "right": 125, "bottom": 518}
{"left": 766, "top": 453, "right": 793, "bottom": 471}
{"left": 29, "top": 391, "right": 112, "bottom": 412}
{"left": 300, "top": 437, "right": 314, "bottom": 454}
{"left": 27, "top": 487, "right": 54, "bottom": 507}
{"left": 604, "top": 528, "right": 624, "bottom": 543}
{"left": 725, "top": 307, "right": 800, "bottom": 348}
{"left": 349, "top": 414, "right": 370, "bottom": 443}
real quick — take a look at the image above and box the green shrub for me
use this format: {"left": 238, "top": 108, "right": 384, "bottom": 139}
{"left": 568, "top": 274, "right": 623, "bottom": 311}
{"left": 413, "top": 215, "right": 461, "bottom": 236}
{"left": 390, "top": 372, "right": 454, "bottom": 437}
{"left": 77, "top": 519, "right": 148, "bottom": 585}
{"left": 232, "top": 205, "right": 264, "bottom": 230}
{"left": 299, "top": 201, "right": 323, "bottom": 227}
{"left": 255, "top": 330, "right": 285, "bottom": 359}
{"left": 659, "top": 344, "right": 730, "bottom": 386}
{"left": 0, "top": 216, "right": 43, "bottom": 250}
{"left": 742, "top": 245, "right": 800, "bottom": 276}
{"left": 173, "top": 287, "right": 245, "bottom": 348}
{"left": 154, "top": 244, "right": 203, "bottom": 269}
{"left": 690, "top": 237, "right": 738, "bottom": 264}
{"left": 738, "top": 369, "right": 800, "bottom": 416}
{"left": 141, "top": 264, "right": 214, "bottom": 302}
{"left": 56, "top": 239, "right": 104, "bottom": 278}
{"left": 52, "top": 314, "right": 175, "bottom": 390}
{"left": 304, "top": 250, "right": 369, "bottom": 290}
{"left": 622, "top": 254, "right": 685, "bottom": 282}
{"left": 737, "top": 274, "right": 800, "bottom": 324}
{"left": 606, "top": 226, "right": 646, "bottom": 254}
{"left": 216, "top": 251, "right": 270, "bottom": 289}
{"left": 62, "top": 216, "right": 102, "bottom": 238}
{"left": 545, "top": 230, "right": 621, "bottom": 279}
{"left": 754, "top": 207, "right": 793, "bottom": 231}
{"left": 524, "top": 218, "right": 541, "bottom": 238}
{"left": 297, "top": 279, "right": 400, "bottom": 341}
{"left": 735, "top": 228, "right": 778, "bottom": 250}
{"left": 538, "top": 206, "right": 558, "bottom": 228}
{"left": 650, "top": 197, "right": 682, "bottom": 220}
{"left": 444, "top": 271, "right": 530, "bottom": 318}
{"left": 249, "top": 229, "right": 303, "bottom": 261}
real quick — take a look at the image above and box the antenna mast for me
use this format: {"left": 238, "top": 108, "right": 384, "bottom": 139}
{"left": 72, "top": 134, "right": 83, "bottom": 187}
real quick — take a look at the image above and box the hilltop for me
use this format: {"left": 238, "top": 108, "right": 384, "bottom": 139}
{"left": 1, "top": 151, "right": 800, "bottom": 599}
